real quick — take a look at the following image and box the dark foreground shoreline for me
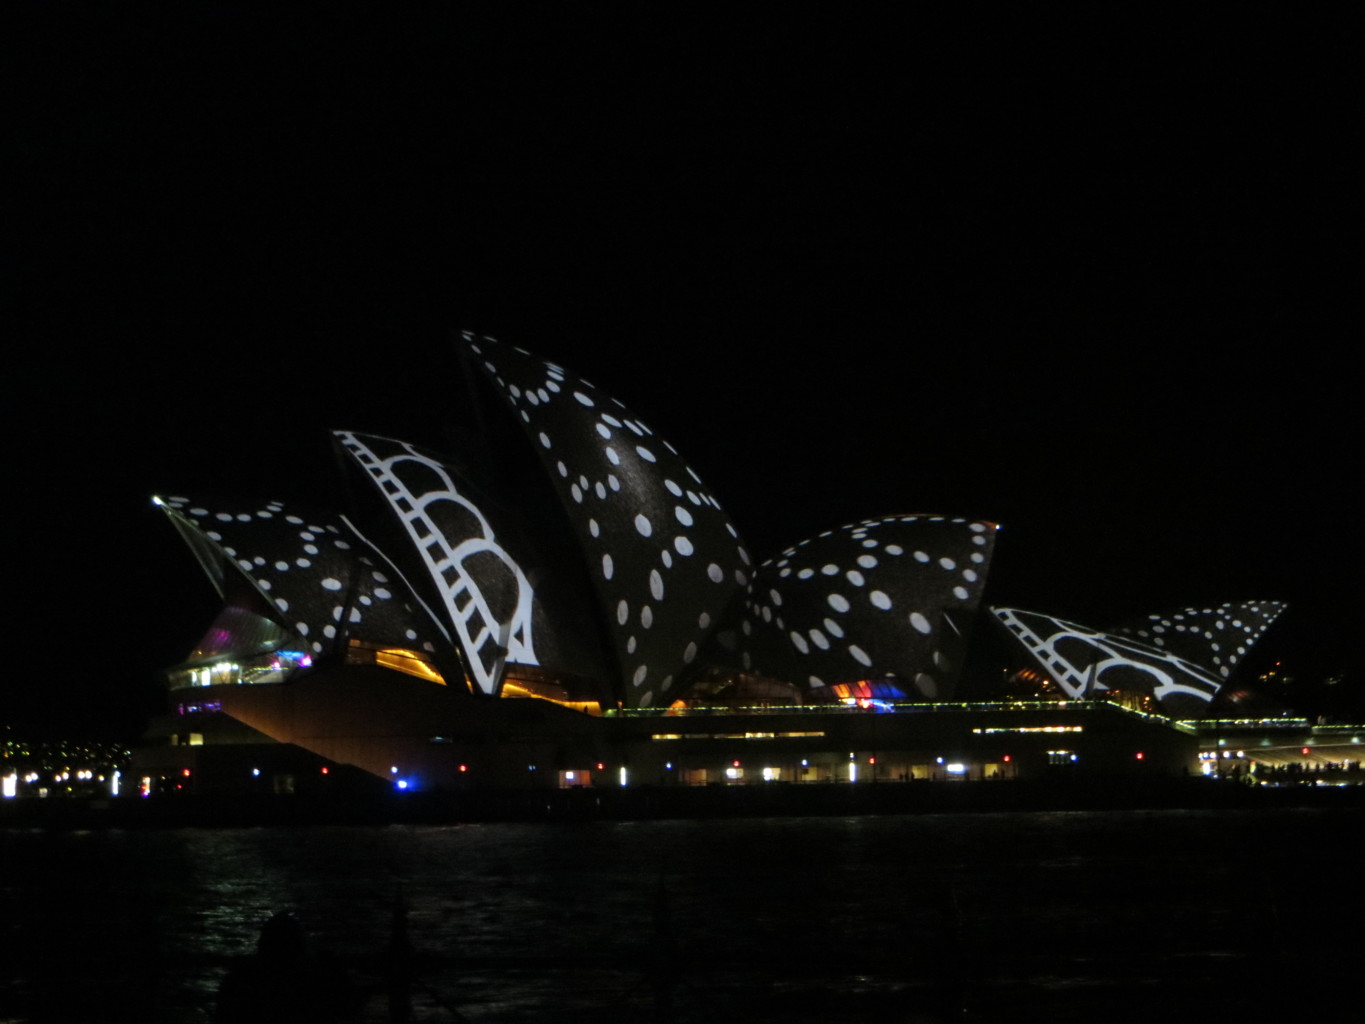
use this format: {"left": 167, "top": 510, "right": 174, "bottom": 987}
{"left": 4, "top": 776, "right": 1362, "bottom": 829}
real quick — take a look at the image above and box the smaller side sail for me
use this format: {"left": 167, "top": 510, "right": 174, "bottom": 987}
{"left": 1113, "top": 601, "right": 1286, "bottom": 681}
{"left": 747, "top": 515, "right": 998, "bottom": 699}
{"left": 991, "top": 607, "right": 1243, "bottom": 713}
{"left": 154, "top": 495, "right": 448, "bottom": 667}
{"left": 334, "top": 432, "right": 537, "bottom": 697}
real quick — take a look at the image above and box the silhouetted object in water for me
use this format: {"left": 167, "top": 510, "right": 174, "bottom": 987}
{"left": 386, "top": 894, "right": 413, "bottom": 1024}
{"left": 216, "top": 911, "right": 359, "bottom": 1023}
{"left": 649, "top": 875, "right": 680, "bottom": 1021}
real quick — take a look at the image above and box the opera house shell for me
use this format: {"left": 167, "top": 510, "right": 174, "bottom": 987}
{"left": 142, "top": 332, "right": 1282, "bottom": 795}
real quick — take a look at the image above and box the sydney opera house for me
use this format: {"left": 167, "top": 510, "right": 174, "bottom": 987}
{"left": 135, "top": 332, "right": 1287, "bottom": 798}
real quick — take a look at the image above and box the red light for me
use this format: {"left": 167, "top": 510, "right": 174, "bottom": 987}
{"left": 868, "top": 757, "right": 876, "bottom": 764}
{"left": 596, "top": 763, "right": 605, "bottom": 770}
{"left": 320, "top": 766, "right": 329, "bottom": 775}
{"left": 1302, "top": 747, "right": 1311, "bottom": 756}
{"left": 1003, "top": 755, "right": 1011, "bottom": 763}
{"left": 458, "top": 764, "right": 467, "bottom": 773}
{"left": 182, "top": 769, "right": 192, "bottom": 777}
{"left": 1135, "top": 752, "right": 1144, "bottom": 760}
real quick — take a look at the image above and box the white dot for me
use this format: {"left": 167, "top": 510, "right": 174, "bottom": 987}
{"left": 641, "top": 606, "right": 654, "bottom": 628}
{"left": 275, "top": 598, "right": 290, "bottom": 612}
{"left": 698, "top": 612, "right": 712, "bottom": 629}
{"left": 274, "top": 560, "right": 289, "bottom": 571}
{"left": 322, "top": 578, "right": 342, "bottom": 591}
{"left": 963, "top": 569, "right": 978, "bottom": 582}
{"left": 939, "top": 557, "right": 956, "bottom": 570}
{"left": 798, "top": 568, "right": 815, "bottom": 579}
{"left": 910, "top": 612, "right": 932, "bottom": 635}
{"left": 870, "top": 591, "right": 892, "bottom": 610}
{"left": 304, "top": 544, "right": 319, "bottom": 555}
{"left": 296, "top": 558, "right": 311, "bottom": 568}
{"left": 617, "top": 599, "right": 629, "bottom": 624}
{"left": 857, "top": 554, "right": 878, "bottom": 568}
{"left": 633, "top": 665, "right": 648, "bottom": 686}
{"left": 635, "top": 513, "right": 652, "bottom": 537}
{"left": 845, "top": 571, "right": 865, "bottom": 587}
{"left": 664, "top": 479, "right": 682, "bottom": 496}
{"left": 821, "top": 564, "right": 839, "bottom": 575}
{"left": 708, "top": 563, "right": 724, "bottom": 582}
{"left": 636, "top": 445, "right": 656, "bottom": 462}
{"left": 849, "top": 644, "right": 872, "bottom": 667}
{"left": 650, "top": 569, "right": 664, "bottom": 600}
{"left": 828, "top": 593, "right": 850, "bottom": 612}
{"left": 323, "top": 625, "right": 336, "bottom": 639}
{"left": 953, "top": 586, "right": 969, "bottom": 600}
{"left": 661, "top": 550, "right": 673, "bottom": 568}
{"left": 539, "top": 432, "right": 552, "bottom": 449}
{"left": 608, "top": 474, "right": 621, "bottom": 491}
{"left": 589, "top": 518, "right": 600, "bottom": 537}
{"left": 809, "top": 629, "right": 830, "bottom": 650}
{"left": 675, "top": 506, "right": 693, "bottom": 527}
{"left": 596, "top": 423, "right": 612, "bottom": 439}
{"left": 824, "top": 618, "right": 845, "bottom": 638}
{"left": 675, "top": 536, "right": 694, "bottom": 556}
{"left": 595, "top": 482, "right": 606, "bottom": 499}
{"left": 914, "top": 551, "right": 929, "bottom": 562}
{"left": 602, "top": 554, "right": 614, "bottom": 580}
{"left": 605, "top": 447, "right": 620, "bottom": 465}
{"left": 790, "top": 631, "right": 810, "bottom": 654}
{"left": 375, "top": 588, "right": 391, "bottom": 599}
{"left": 573, "top": 391, "right": 594, "bottom": 406}
{"left": 683, "top": 641, "right": 698, "bottom": 664}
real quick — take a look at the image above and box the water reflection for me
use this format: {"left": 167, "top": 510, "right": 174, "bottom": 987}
{"left": 1, "top": 809, "right": 1360, "bottom": 1021}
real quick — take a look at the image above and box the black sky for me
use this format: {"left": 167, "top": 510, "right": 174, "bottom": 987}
{"left": 9, "top": 7, "right": 1362, "bottom": 736}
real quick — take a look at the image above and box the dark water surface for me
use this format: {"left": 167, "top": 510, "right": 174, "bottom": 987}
{"left": 4, "top": 808, "right": 1360, "bottom": 1022}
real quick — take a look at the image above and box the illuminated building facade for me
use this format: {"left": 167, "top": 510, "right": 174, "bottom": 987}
{"left": 138, "top": 333, "right": 1281, "bottom": 796}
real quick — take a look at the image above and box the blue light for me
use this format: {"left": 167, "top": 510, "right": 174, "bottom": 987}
{"left": 396, "top": 778, "right": 409, "bottom": 790}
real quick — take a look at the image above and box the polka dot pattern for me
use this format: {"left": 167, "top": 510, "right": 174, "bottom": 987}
{"left": 992, "top": 601, "right": 1286, "bottom": 714}
{"left": 743, "top": 515, "right": 999, "bottom": 699}
{"left": 155, "top": 494, "right": 442, "bottom": 673}
{"left": 1118, "top": 601, "right": 1287, "bottom": 680}
{"left": 464, "top": 332, "right": 747, "bottom": 707}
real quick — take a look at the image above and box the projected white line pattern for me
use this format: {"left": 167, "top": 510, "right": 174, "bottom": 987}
{"left": 993, "top": 608, "right": 1223, "bottom": 705}
{"left": 336, "top": 432, "right": 537, "bottom": 696}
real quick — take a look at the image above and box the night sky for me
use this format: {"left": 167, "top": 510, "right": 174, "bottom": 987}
{"left": 10, "top": 8, "right": 1362, "bottom": 737}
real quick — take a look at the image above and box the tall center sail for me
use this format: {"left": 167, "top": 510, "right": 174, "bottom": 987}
{"left": 463, "top": 332, "right": 750, "bottom": 708}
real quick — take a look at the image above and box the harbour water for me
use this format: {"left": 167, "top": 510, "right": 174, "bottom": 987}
{"left": 3, "top": 807, "right": 1360, "bottom": 1022}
